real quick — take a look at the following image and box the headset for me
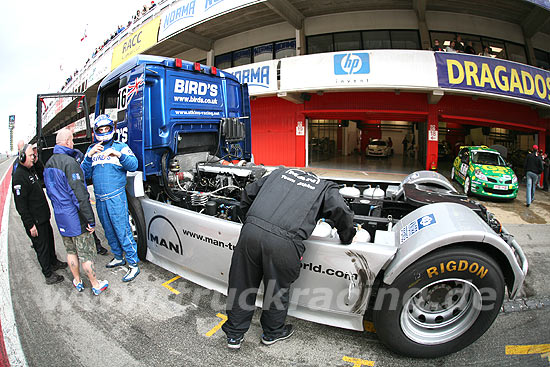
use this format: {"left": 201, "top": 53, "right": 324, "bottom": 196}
{"left": 19, "top": 144, "right": 29, "bottom": 164}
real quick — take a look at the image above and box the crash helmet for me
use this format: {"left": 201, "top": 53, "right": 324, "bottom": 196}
{"left": 94, "top": 114, "right": 115, "bottom": 142}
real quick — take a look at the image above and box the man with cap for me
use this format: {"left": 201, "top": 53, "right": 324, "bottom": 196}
{"left": 524, "top": 144, "right": 544, "bottom": 207}
{"left": 12, "top": 143, "right": 67, "bottom": 284}
{"left": 81, "top": 114, "right": 140, "bottom": 282}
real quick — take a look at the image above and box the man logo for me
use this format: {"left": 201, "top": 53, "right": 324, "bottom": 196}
{"left": 148, "top": 215, "right": 183, "bottom": 256}
{"left": 334, "top": 53, "right": 370, "bottom": 75}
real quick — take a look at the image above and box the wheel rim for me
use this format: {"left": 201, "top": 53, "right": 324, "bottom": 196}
{"left": 400, "top": 278, "right": 482, "bottom": 345}
{"left": 128, "top": 211, "right": 139, "bottom": 243}
{"left": 464, "top": 177, "right": 470, "bottom": 194}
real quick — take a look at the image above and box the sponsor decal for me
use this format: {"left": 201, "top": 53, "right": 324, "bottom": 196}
{"left": 14, "top": 184, "right": 21, "bottom": 196}
{"left": 300, "top": 262, "right": 358, "bottom": 280}
{"left": 399, "top": 214, "right": 436, "bottom": 244}
{"left": 148, "top": 215, "right": 183, "bottom": 255}
{"left": 71, "top": 173, "right": 81, "bottom": 181}
{"left": 436, "top": 53, "right": 550, "bottom": 106}
{"left": 426, "top": 259, "right": 489, "bottom": 279}
{"left": 334, "top": 53, "right": 370, "bottom": 75}
{"left": 181, "top": 228, "right": 234, "bottom": 250}
{"left": 111, "top": 17, "right": 161, "bottom": 70}
{"left": 162, "top": 0, "right": 196, "bottom": 30}
{"left": 205, "top": 0, "right": 224, "bottom": 11}
{"left": 232, "top": 66, "right": 270, "bottom": 88}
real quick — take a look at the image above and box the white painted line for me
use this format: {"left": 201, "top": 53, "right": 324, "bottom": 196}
{"left": 0, "top": 173, "right": 28, "bottom": 366}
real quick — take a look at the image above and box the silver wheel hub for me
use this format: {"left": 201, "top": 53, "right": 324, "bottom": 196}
{"left": 400, "top": 278, "right": 482, "bottom": 345}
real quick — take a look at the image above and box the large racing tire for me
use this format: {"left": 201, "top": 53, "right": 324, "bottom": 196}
{"left": 127, "top": 193, "right": 147, "bottom": 261}
{"left": 372, "top": 246, "right": 505, "bottom": 358}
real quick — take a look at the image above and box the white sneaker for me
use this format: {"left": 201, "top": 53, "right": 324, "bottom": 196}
{"left": 106, "top": 258, "right": 126, "bottom": 268}
{"left": 122, "top": 265, "right": 140, "bottom": 282}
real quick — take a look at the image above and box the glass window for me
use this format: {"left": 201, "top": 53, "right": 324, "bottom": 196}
{"left": 459, "top": 34, "right": 482, "bottom": 55}
{"left": 233, "top": 48, "right": 251, "bottom": 67}
{"left": 534, "top": 49, "right": 550, "bottom": 70}
{"left": 362, "top": 30, "right": 391, "bottom": 49}
{"left": 430, "top": 32, "right": 456, "bottom": 49}
{"left": 215, "top": 53, "right": 232, "bottom": 69}
{"left": 481, "top": 37, "right": 507, "bottom": 59}
{"left": 390, "top": 30, "right": 420, "bottom": 50}
{"left": 334, "top": 31, "right": 361, "bottom": 51}
{"left": 253, "top": 43, "right": 273, "bottom": 62}
{"left": 307, "top": 34, "right": 333, "bottom": 54}
{"left": 506, "top": 42, "right": 527, "bottom": 64}
{"left": 275, "top": 39, "right": 296, "bottom": 59}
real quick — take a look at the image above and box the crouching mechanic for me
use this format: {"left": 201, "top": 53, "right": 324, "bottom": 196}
{"left": 44, "top": 129, "right": 108, "bottom": 295}
{"left": 222, "top": 168, "right": 355, "bottom": 349}
{"left": 81, "top": 115, "right": 140, "bottom": 282}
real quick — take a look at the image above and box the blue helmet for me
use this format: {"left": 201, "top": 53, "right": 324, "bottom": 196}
{"left": 94, "top": 114, "right": 115, "bottom": 142}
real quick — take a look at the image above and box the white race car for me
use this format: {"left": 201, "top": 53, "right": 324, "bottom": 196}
{"left": 367, "top": 139, "right": 392, "bottom": 157}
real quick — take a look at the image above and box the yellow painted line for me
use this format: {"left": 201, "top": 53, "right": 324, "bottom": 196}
{"left": 506, "top": 344, "right": 550, "bottom": 355}
{"left": 205, "top": 313, "right": 227, "bottom": 337}
{"left": 363, "top": 321, "right": 376, "bottom": 333}
{"left": 161, "top": 275, "right": 181, "bottom": 295}
{"left": 342, "top": 356, "right": 375, "bottom": 366}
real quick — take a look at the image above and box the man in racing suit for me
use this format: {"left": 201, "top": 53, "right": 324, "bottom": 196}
{"left": 222, "top": 167, "right": 355, "bottom": 349}
{"left": 81, "top": 115, "right": 140, "bottom": 282}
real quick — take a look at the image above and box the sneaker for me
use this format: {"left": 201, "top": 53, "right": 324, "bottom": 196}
{"left": 97, "top": 246, "right": 108, "bottom": 256}
{"left": 227, "top": 335, "right": 244, "bottom": 349}
{"left": 92, "top": 280, "right": 109, "bottom": 295}
{"left": 261, "top": 324, "right": 294, "bottom": 345}
{"left": 72, "top": 279, "right": 84, "bottom": 292}
{"left": 51, "top": 260, "right": 68, "bottom": 271}
{"left": 45, "top": 273, "right": 64, "bottom": 285}
{"left": 106, "top": 258, "right": 126, "bottom": 268}
{"left": 122, "top": 265, "right": 140, "bottom": 282}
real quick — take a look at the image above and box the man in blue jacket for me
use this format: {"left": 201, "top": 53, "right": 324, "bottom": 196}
{"left": 81, "top": 115, "right": 140, "bottom": 282}
{"left": 44, "top": 129, "right": 108, "bottom": 295}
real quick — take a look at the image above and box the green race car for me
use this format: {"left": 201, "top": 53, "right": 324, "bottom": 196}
{"left": 451, "top": 146, "right": 518, "bottom": 199}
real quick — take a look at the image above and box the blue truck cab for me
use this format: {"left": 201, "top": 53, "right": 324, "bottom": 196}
{"left": 95, "top": 55, "right": 252, "bottom": 179}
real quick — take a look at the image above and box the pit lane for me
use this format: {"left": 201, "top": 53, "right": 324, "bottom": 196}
{"left": 2, "top": 159, "right": 550, "bottom": 366}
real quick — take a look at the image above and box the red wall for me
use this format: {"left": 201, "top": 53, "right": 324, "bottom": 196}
{"left": 249, "top": 92, "right": 550, "bottom": 168}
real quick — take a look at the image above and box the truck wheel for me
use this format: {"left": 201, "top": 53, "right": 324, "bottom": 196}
{"left": 127, "top": 193, "right": 147, "bottom": 261}
{"left": 372, "top": 246, "right": 504, "bottom": 358}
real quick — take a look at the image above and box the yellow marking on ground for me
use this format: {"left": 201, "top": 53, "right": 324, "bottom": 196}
{"left": 161, "top": 276, "right": 181, "bottom": 295}
{"left": 205, "top": 313, "right": 228, "bottom": 337}
{"left": 342, "top": 356, "right": 375, "bottom": 366}
{"left": 363, "top": 321, "right": 376, "bottom": 333}
{"left": 506, "top": 344, "right": 550, "bottom": 355}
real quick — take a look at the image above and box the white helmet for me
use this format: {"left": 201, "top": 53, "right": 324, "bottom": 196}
{"left": 94, "top": 114, "right": 115, "bottom": 142}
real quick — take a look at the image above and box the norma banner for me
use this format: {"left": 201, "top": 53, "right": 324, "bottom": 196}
{"left": 436, "top": 52, "right": 550, "bottom": 107}
{"left": 158, "top": 0, "right": 263, "bottom": 41}
{"left": 279, "top": 50, "right": 438, "bottom": 92}
{"left": 111, "top": 17, "right": 161, "bottom": 70}
{"left": 226, "top": 60, "right": 278, "bottom": 96}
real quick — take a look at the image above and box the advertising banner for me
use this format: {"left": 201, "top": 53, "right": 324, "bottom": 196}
{"left": 279, "top": 50, "right": 439, "bottom": 92}
{"left": 111, "top": 17, "right": 161, "bottom": 70}
{"left": 85, "top": 49, "right": 113, "bottom": 87}
{"left": 436, "top": 52, "right": 550, "bottom": 107}
{"left": 158, "top": 0, "right": 264, "bottom": 41}
{"left": 166, "top": 70, "right": 224, "bottom": 118}
{"left": 226, "top": 60, "right": 278, "bottom": 95}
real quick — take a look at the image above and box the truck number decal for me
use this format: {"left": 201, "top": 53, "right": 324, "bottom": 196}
{"left": 116, "top": 126, "right": 128, "bottom": 143}
{"left": 118, "top": 87, "right": 127, "bottom": 110}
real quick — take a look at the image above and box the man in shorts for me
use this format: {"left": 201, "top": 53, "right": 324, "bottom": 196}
{"left": 44, "top": 128, "right": 108, "bottom": 295}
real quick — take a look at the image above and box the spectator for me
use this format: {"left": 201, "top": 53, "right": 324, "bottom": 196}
{"left": 479, "top": 45, "right": 491, "bottom": 57}
{"left": 402, "top": 136, "right": 409, "bottom": 156}
{"left": 445, "top": 40, "right": 457, "bottom": 53}
{"left": 32, "top": 144, "right": 44, "bottom": 182}
{"left": 542, "top": 151, "right": 549, "bottom": 192}
{"left": 81, "top": 115, "right": 140, "bottom": 282}
{"left": 12, "top": 143, "right": 67, "bottom": 284}
{"left": 464, "top": 40, "right": 476, "bottom": 55}
{"left": 432, "top": 39, "right": 443, "bottom": 52}
{"left": 524, "top": 145, "right": 544, "bottom": 207}
{"left": 44, "top": 129, "right": 109, "bottom": 295}
{"left": 150, "top": 0, "right": 156, "bottom": 9}
{"left": 455, "top": 35, "right": 465, "bottom": 52}
{"left": 12, "top": 140, "right": 25, "bottom": 171}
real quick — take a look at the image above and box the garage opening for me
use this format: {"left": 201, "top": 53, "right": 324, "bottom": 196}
{"left": 307, "top": 118, "right": 424, "bottom": 173}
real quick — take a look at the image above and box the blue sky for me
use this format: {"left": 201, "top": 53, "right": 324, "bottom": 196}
{"left": 0, "top": 0, "right": 143, "bottom": 153}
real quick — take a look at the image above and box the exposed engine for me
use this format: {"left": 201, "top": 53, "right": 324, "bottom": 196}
{"left": 152, "top": 151, "right": 267, "bottom": 221}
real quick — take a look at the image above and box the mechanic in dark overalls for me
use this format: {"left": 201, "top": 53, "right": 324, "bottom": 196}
{"left": 222, "top": 167, "right": 355, "bottom": 349}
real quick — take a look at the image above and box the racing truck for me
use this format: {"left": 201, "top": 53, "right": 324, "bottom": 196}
{"left": 36, "top": 55, "right": 527, "bottom": 358}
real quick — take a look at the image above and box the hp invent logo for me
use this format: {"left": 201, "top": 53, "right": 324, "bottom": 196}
{"left": 334, "top": 53, "right": 370, "bottom": 75}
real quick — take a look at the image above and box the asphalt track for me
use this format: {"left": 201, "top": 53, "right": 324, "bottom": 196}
{"left": 1, "top": 159, "right": 549, "bottom": 367}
